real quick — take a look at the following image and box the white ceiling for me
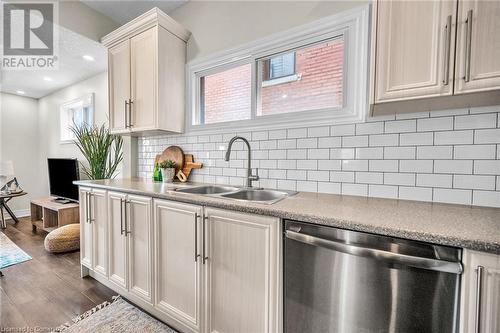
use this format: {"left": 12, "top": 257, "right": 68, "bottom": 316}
{"left": 82, "top": 0, "right": 187, "bottom": 25}
{"left": 1, "top": 26, "right": 107, "bottom": 99}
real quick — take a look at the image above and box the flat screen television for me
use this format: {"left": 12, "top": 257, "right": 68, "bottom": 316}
{"left": 47, "top": 158, "right": 80, "bottom": 203}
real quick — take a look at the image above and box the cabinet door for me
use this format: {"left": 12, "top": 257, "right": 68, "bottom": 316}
{"left": 130, "top": 27, "right": 157, "bottom": 131}
{"left": 79, "top": 187, "right": 92, "bottom": 269}
{"left": 203, "top": 208, "right": 281, "bottom": 333}
{"left": 455, "top": 1, "right": 500, "bottom": 94}
{"left": 108, "top": 40, "right": 130, "bottom": 133}
{"left": 460, "top": 250, "right": 500, "bottom": 333}
{"left": 374, "top": 0, "right": 456, "bottom": 102}
{"left": 91, "top": 189, "right": 108, "bottom": 277}
{"left": 107, "top": 191, "right": 128, "bottom": 291}
{"left": 154, "top": 200, "right": 202, "bottom": 333}
{"left": 127, "top": 194, "right": 153, "bottom": 303}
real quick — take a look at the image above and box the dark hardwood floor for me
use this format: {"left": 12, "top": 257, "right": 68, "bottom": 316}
{"left": 0, "top": 217, "right": 115, "bottom": 330}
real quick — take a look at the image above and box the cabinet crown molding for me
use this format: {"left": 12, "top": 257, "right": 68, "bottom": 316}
{"left": 101, "top": 7, "right": 191, "bottom": 47}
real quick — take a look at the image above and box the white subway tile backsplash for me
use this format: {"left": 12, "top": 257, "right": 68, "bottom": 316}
{"left": 342, "top": 135, "right": 369, "bottom": 147}
{"left": 472, "top": 191, "right": 500, "bottom": 207}
{"left": 330, "top": 171, "right": 355, "bottom": 183}
{"left": 416, "top": 174, "right": 452, "bottom": 188}
{"left": 384, "top": 147, "right": 415, "bottom": 159}
{"left": 318, "top": 137, "right": 342, "bottom": 148}
{"left": 297, "top": 138, "right": 317, "bottom": 148}
{"left": 474, "top": 160, "right": 500, "bottom": 175}
{"left": 369, "top": 160, "right": 399, "bottom": 172}
{"left": 434, "top": 130, "right": 473, "bottom": 145}
{"left": 331, "top": 124, "right": 355, "bottom": 136}
{"left": 454, "top": 145, "right": 496, "bottom": 159}
{"left": 368, "top": 185, "right": 398, "bottom": 199}
{"left": 433, "top": 188, "right": 472, "bottom": 205}
{"left": 434, "top": 160, "right": 473, "bottom": 174}
{"left": 470, "top": 105, "right": 500, "bottom": 114}
{"left": 400, "top": 132, "right": 433, "bottom": 146}
{"left": 342, "top": 160, "right": 368, "bottom": 171}
{"left": 455, "top": 113, "right": 497, "bottom": 130}
{"left": 417, "top": 146, "right": 453, "bottom": 159}
{"left": 417, "top": 117, "right": 453, "bottom": 132}
{"left": 318, "top": 182, "right": 341, "bottom": 194}
{"left": 400, "top": 160, "right": 433, "bottom": 173}
{"left": 385, "top": 119, "right": 416, "bottom": 133}
{"left": 139, "top": 109, "right": 500, "bottom": 208}
{"left": 384, "top": 173, "right": 415, "bottom": 186}
{"left": 474, "top": 129, "right": 500, "bottom": 144}
{"left": 356, "top": 147, "right": 383, "bottom": 159}
{"left": 356, "top": 172, "right": 383, "bottom": 184}
{"left": 454, "top": 175, "right": 496, "bottom": 190}
{"left": 330, "top": 148, "right": 355, "bottom": 159}
{"left": 369, "top": 134, "right": 399, "bottom": 147}
{"left": 308, "top": 126, "right": 330, "bottom": 137}
{"left": 288, "top": 128, "right": 308, "bottom": 138}
{"left": 318, "top": 160, "right": 342, "bottom": 171}
{"left": 342, "top": 183, "right": 367, "bottom": 196}
{"left": 399, "top": 187, "right": 433, "bottom": 202}
{"left": 356, "top": 122, "right": 384, "bottom": 135}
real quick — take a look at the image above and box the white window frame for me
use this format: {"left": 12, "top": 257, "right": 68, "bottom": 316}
{"left": 186, "top": 5, "right": 370, "bottom": 134}
{"left": 59, "top": 93, "right": 94, "bottom": 143}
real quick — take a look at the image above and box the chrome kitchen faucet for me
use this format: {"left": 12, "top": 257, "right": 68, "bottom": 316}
{"left": 225, "top": 136, "right": 259, "bottom": 188}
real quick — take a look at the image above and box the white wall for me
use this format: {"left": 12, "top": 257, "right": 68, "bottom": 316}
{"left": 170, "top": 0, "right": 369, "bottom": 62}
{"left": 0, "top": 93, "right": 45, "bottom": 212}
{"left": 37, "top": 72, "right": 135, "bottom": 194}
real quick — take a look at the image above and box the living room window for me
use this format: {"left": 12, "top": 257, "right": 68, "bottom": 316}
{"left": 188, "top": 5, "right": 369, "bottom": 132}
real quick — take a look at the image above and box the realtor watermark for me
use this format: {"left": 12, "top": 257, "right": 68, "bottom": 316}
{"left": 1, "top": 1, "right": 59, "bottom": 70}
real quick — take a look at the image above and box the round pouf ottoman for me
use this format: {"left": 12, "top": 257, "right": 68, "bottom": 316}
{"left": 44, "top": 224, "right": 80, "bottom": 253}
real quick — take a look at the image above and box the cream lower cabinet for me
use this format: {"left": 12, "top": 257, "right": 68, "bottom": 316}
{"left": 79, "top": 187, "right": 108, "bottom": 278}
{"left": 203, "top": 207, "right": 281, "bottom": 333}
{"left": 152, "top": 201, "right": 281, "bottom": 333}
{"left": 154, "top": 200, "right": 202, "bottom": 333}
{"left": 107, "top": 191, "right": 153, "bottom": 304}
{"left": 460, "top": 250, "right": 500, "bottom": 333}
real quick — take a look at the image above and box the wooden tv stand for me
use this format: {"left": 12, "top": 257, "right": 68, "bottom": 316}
{"left": 30, "top": 197, "right": 79, "bottom": 233}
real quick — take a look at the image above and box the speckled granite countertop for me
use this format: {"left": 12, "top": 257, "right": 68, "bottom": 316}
{"left": 75, "top": 178, "right": 500, "bottom": 254}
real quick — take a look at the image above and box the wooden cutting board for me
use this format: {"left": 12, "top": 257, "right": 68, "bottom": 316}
{"left": 155, "top": 146, "right": 185, "bottom": 174}
{"left": 182, "top": 154, "right": 203, "bottom": 179}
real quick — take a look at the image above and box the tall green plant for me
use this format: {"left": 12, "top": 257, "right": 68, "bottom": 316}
{"left": 71, "top": 123, "right": 123, "bottom": 180}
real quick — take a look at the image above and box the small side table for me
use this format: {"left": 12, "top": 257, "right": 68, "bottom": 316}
{"left": 0, "top": 191, "right": 27, "bottom": 229}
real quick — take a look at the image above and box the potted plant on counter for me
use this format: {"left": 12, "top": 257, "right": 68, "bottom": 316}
{"left": 159, "top": 160, "right": 176, "bottom": 183}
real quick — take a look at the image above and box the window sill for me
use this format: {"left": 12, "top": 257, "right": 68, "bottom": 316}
{"left": 262, "top": 73, "right": 301, "bottom": 87}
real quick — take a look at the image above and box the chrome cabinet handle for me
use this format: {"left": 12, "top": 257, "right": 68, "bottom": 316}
{"left": 285, "top": 230, "right": 463, "bottom": 274}
{"left": 464, "top": 9, "right": 473, "bottom": 82}
{"left": 124, "top": 199, "right": 131, "bottom": 235}
{"left": 128, "top": 99, "right": 133, "bottom": 127}
{"left": 88, "top": 193, "right": 93, "bottom": 223}
{"left": 124, "top": 100, "right": 129, "bottom": 128}
{"left": 120, "top": 198, "right": 124, "bottom": 235}
{"left": 85, "top": 192, "right": 90, "bottom": 223}
{"left": 194, "top": 213, "right": 201, "bottom": 262}
{"left": 443, "top": 15, "right": 452, "bottom": 85}
{"left": 202, "top": 215, "right": 208, "bottom": 264}
{"left": 474, "top": 265, "right": 484, "bottom": 333}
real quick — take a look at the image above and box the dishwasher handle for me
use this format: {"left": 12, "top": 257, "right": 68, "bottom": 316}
{"left": 285, "top": 230, "right": 463, "bottom": 274}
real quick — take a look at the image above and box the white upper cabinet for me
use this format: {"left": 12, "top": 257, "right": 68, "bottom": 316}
{"left": 371, "top": 0, "right": 500, "bottom": 114}
{"left": 455, "top": 0, "right": 500, "bottom": 94}
{"left": 374, "top": 0, "right": 455, "bottom": 102}
{"left": 102, "top": 8, "right": 190, "bottom": 135}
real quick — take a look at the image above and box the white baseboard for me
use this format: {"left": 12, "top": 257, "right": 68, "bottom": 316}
{"left": 5, "top": 208, "right": 30, "bottom": 220}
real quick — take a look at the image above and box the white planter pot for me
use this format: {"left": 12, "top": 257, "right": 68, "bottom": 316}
{"left": 161, "top": 168, "right": 175, "bottom": 183}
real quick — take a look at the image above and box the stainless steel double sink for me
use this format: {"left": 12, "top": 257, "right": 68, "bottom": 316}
{"left": 175, "top": 185, "right": 296, "bottom": 204}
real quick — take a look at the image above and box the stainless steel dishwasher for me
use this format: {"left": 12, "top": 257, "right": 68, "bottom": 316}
{"left": 284, "top": 220, "right": 463, "bottom": 333}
